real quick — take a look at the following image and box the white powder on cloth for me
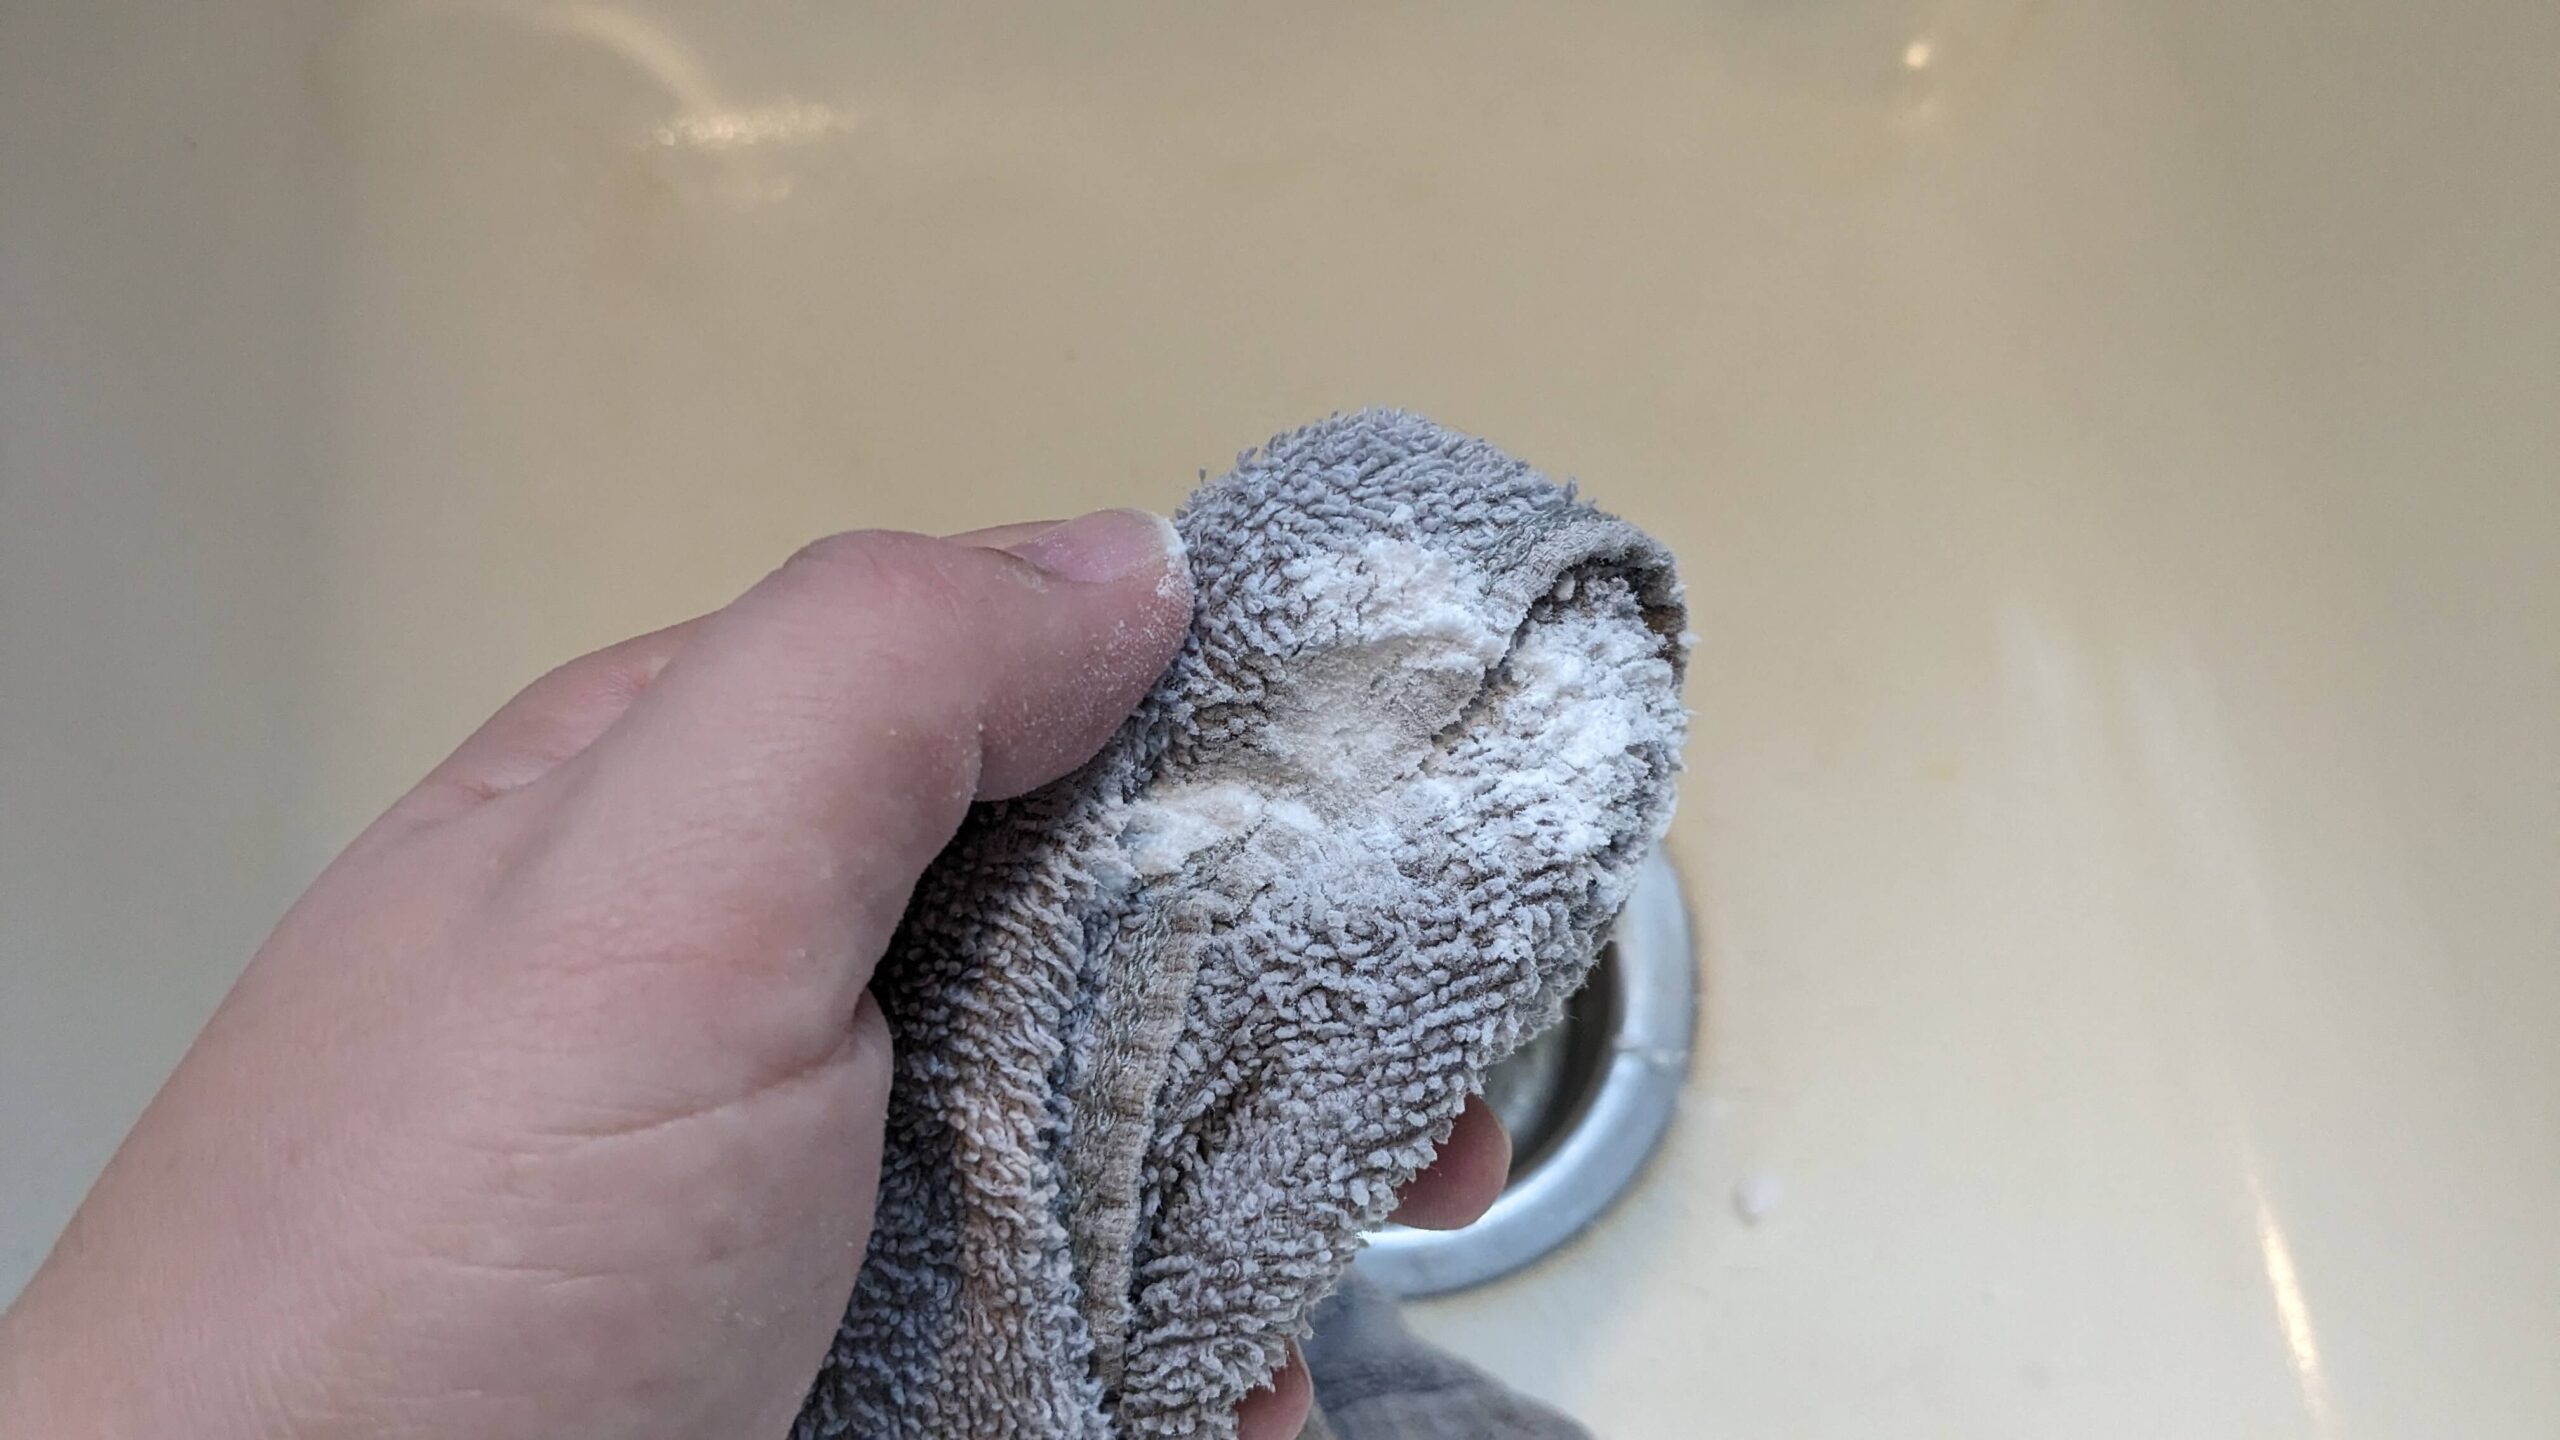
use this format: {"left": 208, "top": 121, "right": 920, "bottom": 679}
{"left": 1111, "top": 537, "right": 1674, "bottom": 901}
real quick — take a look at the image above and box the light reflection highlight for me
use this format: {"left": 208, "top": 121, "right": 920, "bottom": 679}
{"left": 503, "top": 3, "right": 858, "bottom": 156}
{"left": 2242, "top": 1155, "right": 2339, "bottom": 1435}
{"left": 652, "top": 100, "right": 854, "bottom": 153}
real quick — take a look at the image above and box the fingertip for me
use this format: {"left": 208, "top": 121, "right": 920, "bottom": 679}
{"left": 845, "top": 988, "right": 895, "bottom": 1102}
{"left": 967, "top": 509, "right": 1192, "bottom": 798}
{"left": 1002, "top": 509, "right": 1195, "bottom": 688}
{"left": 1234, "top": 1341, "right": 1312, "bottom": 1440}
{"left": 1000, "top": 508, "right": 1184, "bottom": 587}
{"left": 1389, "top": 1094, "right": 1513, "bottom": 1231}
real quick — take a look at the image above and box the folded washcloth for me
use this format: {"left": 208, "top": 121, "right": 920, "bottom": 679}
{"left": 794, "top": 411, "right": 1688, "bottom": 1439}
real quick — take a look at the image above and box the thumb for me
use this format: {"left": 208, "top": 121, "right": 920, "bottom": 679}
{"left": 515, "top": 507, "right": 1190, "bottom": 1049}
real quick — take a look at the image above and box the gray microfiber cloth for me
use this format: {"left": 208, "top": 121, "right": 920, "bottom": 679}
{"left": 794, "top": 411, "right": 1688, "bottom": 1439}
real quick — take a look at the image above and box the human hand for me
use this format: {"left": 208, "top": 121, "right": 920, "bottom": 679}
{"left": 0, "top": 509, "right": 1507, "bottom": 1440}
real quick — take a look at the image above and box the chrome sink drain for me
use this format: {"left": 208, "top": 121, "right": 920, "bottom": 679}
{"left": 1357, "top": 846, "right": 1697, "bottom": 1296}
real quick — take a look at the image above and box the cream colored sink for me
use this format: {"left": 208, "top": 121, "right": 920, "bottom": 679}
{"left": 5, "top": 3, "right": 2554, "bottom": 1435}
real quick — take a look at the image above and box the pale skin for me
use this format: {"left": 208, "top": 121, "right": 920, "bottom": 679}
{"left": 0, "top": 509, "right": 1511, "bottom": 1440}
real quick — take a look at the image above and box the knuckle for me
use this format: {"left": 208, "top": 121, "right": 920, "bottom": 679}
{"left": 780, "top": 527, "right": 901, "bottom": 579}
{"left": 776, "top": 530, "right": 956, "bottom": 613}
{"left": 767, "top": 529, "right": 987, "bottom": 671}
{"left": 524, "top": 651, "right": 648, "bottom": 721}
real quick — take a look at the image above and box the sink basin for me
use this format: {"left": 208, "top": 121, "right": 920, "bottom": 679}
{"left": 5, "top": 3, "right": 2554, "bottom": 1435}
